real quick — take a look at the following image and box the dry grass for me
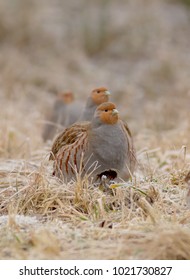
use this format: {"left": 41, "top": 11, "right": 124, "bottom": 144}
{"left": 0, "top": 0, "right": 190, "bottom": 259}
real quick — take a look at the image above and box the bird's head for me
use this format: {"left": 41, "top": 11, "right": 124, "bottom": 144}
{"left": 94, "top": 102, "right": 119, "bottom": 125}
{"left": 91, "top": 87, "right": 111, "bottom": 105}
{"left": 58, "top": 92, "right": 74, "bottom": 104}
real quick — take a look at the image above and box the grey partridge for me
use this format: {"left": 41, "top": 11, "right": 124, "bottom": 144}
{"left": 50, "top": 102, "right": 136, "bottom": 183}
{"left": 42, "top": 92, "right": 82, "bottom": 141}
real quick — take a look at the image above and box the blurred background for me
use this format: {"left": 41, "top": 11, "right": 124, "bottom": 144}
{"left": 0, "top": 0, "right": 190, "bottom": 159}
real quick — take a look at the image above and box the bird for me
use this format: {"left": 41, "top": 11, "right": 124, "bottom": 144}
{"left": 42, "top": 91, "right": 83, "bottom": 141}
{"left": 80, "top": 87, "right": 111, "bottom": 121}
{"left": 50, "top": 102, "right": 136, "bottom": 183}
{"left": 184, "top": 172, "right": 190, "bottom": 207}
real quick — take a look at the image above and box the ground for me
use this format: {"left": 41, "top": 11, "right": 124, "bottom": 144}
{"left": 0, "top": 0, "right": 190, "bottom": 259}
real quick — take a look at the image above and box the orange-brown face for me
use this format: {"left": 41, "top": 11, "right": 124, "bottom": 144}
{"left": 58, "top": 92, "right": 74, "bottom": 104}
{"left": 96, "top": 102, "right": 119, "bottom": 125}
{"left": 91, "top": 87, "right": 111, "bottom": 105}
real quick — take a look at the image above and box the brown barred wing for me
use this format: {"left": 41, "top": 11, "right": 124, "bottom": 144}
{"left": 52, "top": 124, "right": 90, "bottom": 181}
{"left": 49, "top": 121, "right": 89, "bottom": 160}
{"left": 121, "top": 120, "right": 136, "bottom": 175}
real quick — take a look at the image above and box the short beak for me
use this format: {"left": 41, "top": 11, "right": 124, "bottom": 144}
{"left": 105, "top": 90, "right": 111, "bottom": 96}
{"left": 112, "top": 108, "right": 119, "bottom": 115}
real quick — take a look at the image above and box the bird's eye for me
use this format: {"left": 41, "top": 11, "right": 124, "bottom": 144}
{"left": 97, "top": 90, "right": 100, "bottom": 93}
{"left": 104, "top": 109, "right": 108, "bottom": 112}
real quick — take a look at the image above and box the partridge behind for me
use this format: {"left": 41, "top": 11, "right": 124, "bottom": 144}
{"left": 43, "top": 92, "right": 82, "bottom": 141}
{"left": 80, "top": 87, "right": 111, "bottom": 121}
